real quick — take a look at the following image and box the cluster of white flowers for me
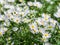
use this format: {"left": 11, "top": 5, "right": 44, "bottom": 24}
{"left": 0, "top": 0, "right": 60, "bottom": 45}
{"left": 29, "top": 13, "right": 58, "bottom": 43}
{"left": 27, "top": 1, "right": 42, "bottom": 8}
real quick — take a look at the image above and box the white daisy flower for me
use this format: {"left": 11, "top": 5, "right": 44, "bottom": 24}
{"left": 29, "top": 22, "right": 39, "bottom": 34}
{"left": 13, "top": 17, "right": 21, "bottom": 24}
{"left": 42, "top": 13, "right": 50, "bottom": 22}
{"left": 29, "top": 22, "right": 38, "bottom": 30}
{"left": 44, "top": 24, "right": 54, "bottom": 31}
{"left": 42, "top": 32, "right": 51, "bottom": 38}
{"left": 36, "top": 18, "right": 46, "bottom": 26}
{"left": 41, "top": 32, "right": 51, "bottom": 42}
{"left": 49, "top": 18, "right": 57, "bottom": 26}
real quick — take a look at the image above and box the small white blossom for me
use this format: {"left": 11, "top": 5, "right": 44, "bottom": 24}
{"left": 0, "top": 15, "right": 4, "bottom": 21}
{"left": 27, "top": 2, "right": 33, "bottom": 6}
{"left": 29, "top": 22, "right": 39, "bottom": 34}
{"left": 13, "top": 17, "right": 21, "bottom": 24}
{"left": 12, "top": 27, "right": 18, "bottom": 31}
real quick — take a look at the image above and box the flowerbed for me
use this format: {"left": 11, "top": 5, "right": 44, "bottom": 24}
{"left": 0, "top": 0, "right": 60, "bottom": 45}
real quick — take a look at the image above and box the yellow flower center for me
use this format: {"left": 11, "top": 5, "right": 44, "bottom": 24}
{"left": 48, "top": 26, "right": 52, "bottom": 28}
{"left": 19, "top": 0, "right": 23, "bottom": 2}
{"left": 0, "top": 32, "right": 2, "bottom": 35}
{"left": 16, "top": 19, "right": 19, "bottom": 22}
{"left": 44, "top": 34, "right": 48, "bottom": 37}
{"left": 31, "top": 25, "right": 35, "bottom": 29}
{"left": 45, "top": 17, "right": 48, "bottom": 20}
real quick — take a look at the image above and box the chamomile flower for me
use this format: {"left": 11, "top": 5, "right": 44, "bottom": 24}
{"left": 13, "top": 17, "right": 21, "bottom": 24}
{"left": 49, "top": 18, "right": 57, "bottom": 26}
{"left": 36, "top": 18, "right": 45, "bottom": 26}
{"left": 29, "top": 22, "right": 38, "bottom": 30}
{"left": 42, "top": 13, "right": 50, "bottom": 22}
{"left": 42, "top": 32, "right": 51, "bottom": 38}
{"left": 41, "top": 32, "right": 51, "bottom": 42}
{"left": 45, "top": 24, "right": 54, "bottom": 30}
{"left": 29, "top": 22, "right": 39, "bottom": 34}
